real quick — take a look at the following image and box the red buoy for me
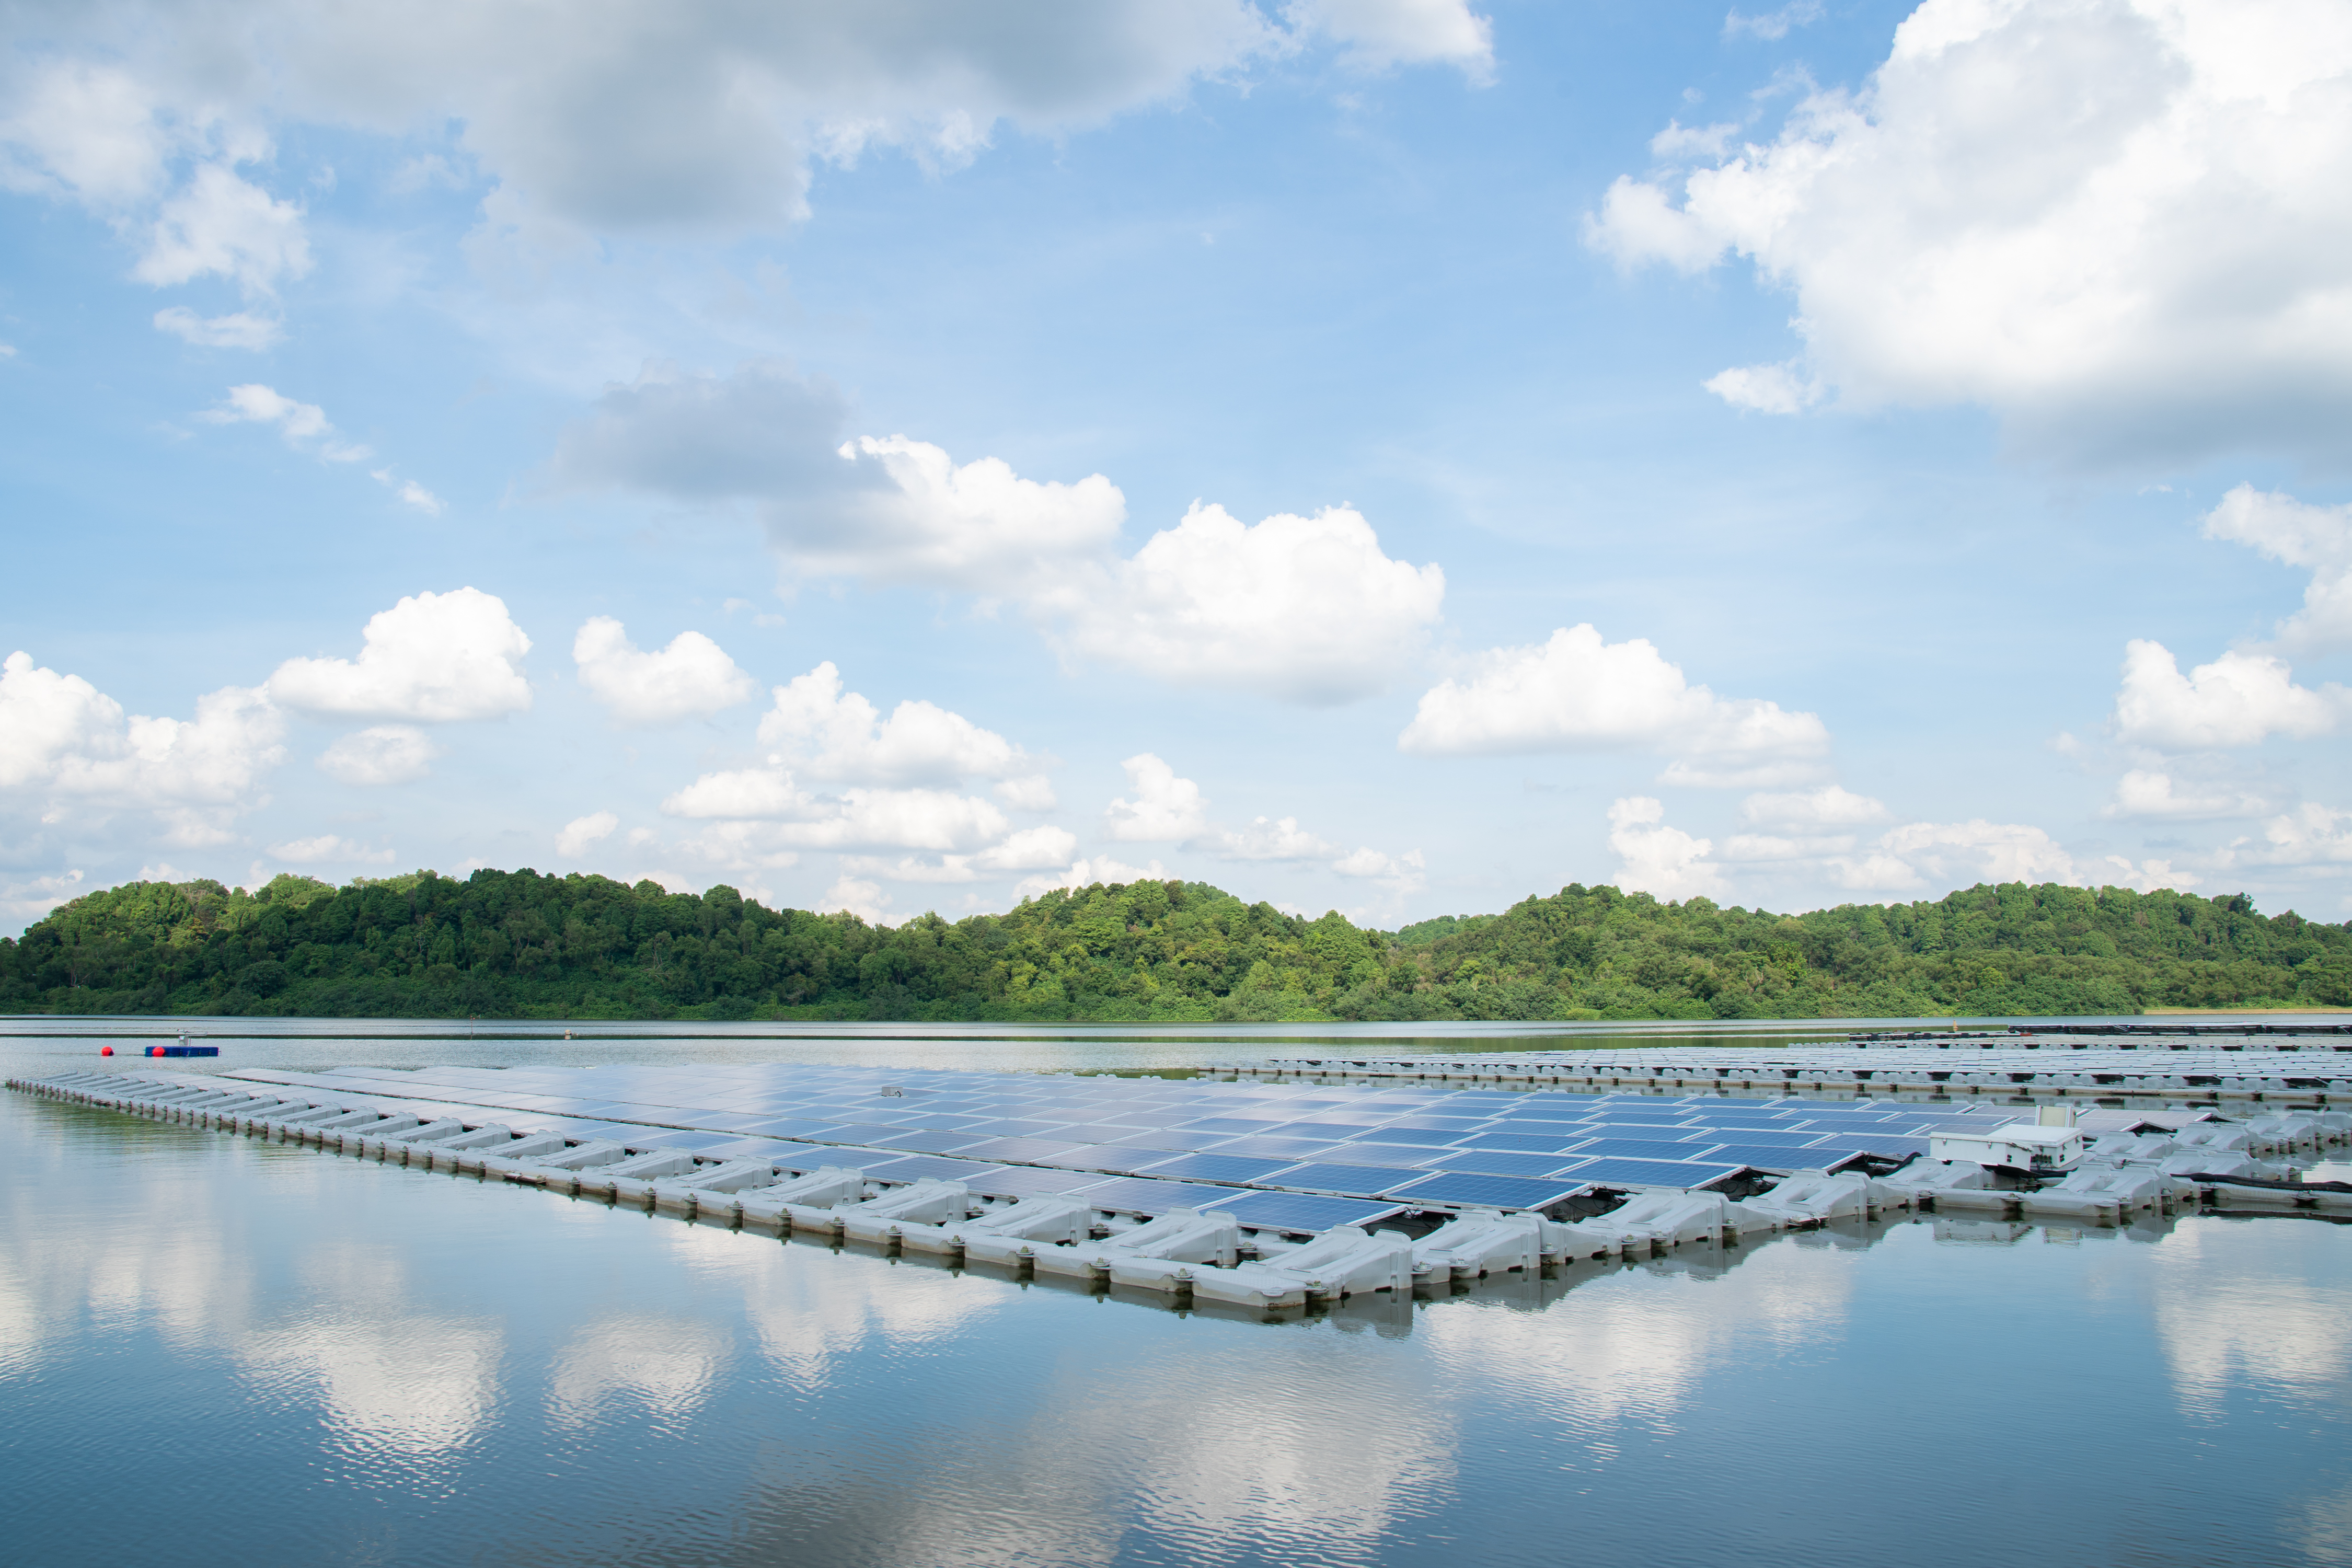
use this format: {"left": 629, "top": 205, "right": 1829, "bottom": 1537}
{"left": 100, "top": 1045, "right": 113, "bottom": 1056}
{"left": 148, "top": 1045, "right": 162, "bottom": 1057}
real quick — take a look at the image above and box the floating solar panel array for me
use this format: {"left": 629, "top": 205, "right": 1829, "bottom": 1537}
{"left": 1254, "top": 1034, "right": 2352, "bottom": 1100}
{"left": 209, "top": 1060, "right": 2035, "bottom": 1224}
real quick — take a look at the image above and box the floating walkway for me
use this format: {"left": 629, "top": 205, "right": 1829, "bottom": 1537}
{"left": 1251, "top": 1027, "right": 2352, "bottom": 1101}
{"left": 11, "top": 1055, "right": 2349, "bottom": 1314}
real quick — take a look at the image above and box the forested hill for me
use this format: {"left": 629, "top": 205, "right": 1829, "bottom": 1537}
{"left": 5, "top": 869, "right": 2347, "bottom": 1022}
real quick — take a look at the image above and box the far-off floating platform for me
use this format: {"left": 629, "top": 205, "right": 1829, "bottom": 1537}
{"left": 13, "top": 1030, "right": 2350, "bottom": 1315}
{"left": 1248, "top": 1026, "right": 2352, "bottom": 1100}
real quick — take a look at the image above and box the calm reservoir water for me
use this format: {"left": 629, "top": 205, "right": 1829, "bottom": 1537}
{"left": 7, "top": 1020, "right": 2352, "bottom": 1566}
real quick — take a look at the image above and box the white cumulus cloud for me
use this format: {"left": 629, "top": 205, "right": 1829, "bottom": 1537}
{"left": 1015, "top": 854, "right": 1172, "bottom": 901}
{"left": 757, "top": 662, "right": 1035, "bottom": 785}
{"left": 1607, "top": 796, "right": 1728, "bottom": 902}
{"left": 2258, "top": 802, "right": 2352, "bottom": 867}
{"left": 1739, "top": 784, "right": 1888, "bottom": 828}
{"left": 1045, "top": 503, "right": 1446, "bottom": 705}
{"left": 1869, "top": 818, "right": 2082, "bottom": 889}
{"left": 201, "top": 383, "right": 368, "bottom": 462}
{"left": 555, "top": 811, "right": 620, "bottom": 857}
{"left": 817, "top": 876, "right": 896, "bottom": 926}
{"left": 0, "top": 650, "right": 285, "bottom": 844}
{"left": 1703, "top": 361, "right": 1819, "bottom": 414}
{"left": 975, "top": 824, "right": 1082, "bottom": 870}
{"left": 572, "top": 617, "right": 758, "bottom": 725}
{"left": 1289, "top": 0, "right": 1495, "bottom": 76}
{"left": 817, "top": 435, "right": 1130, "bottom": 593}
{"left": 1724, "top": 1, "right": 1824, "bottom": 41}
{"left": 1104, "top": 753, "right": 1213, "bottom": 842}
{"left": 660, "top": 766, "right": 1010, "bottom": 855}
{"left": 316, "top": 725, "right": 439, "bottom": 786}
{"left": 1586, "top": 0, "right": 2352, "bottom": 464}
{"left": 135, "top": 162, "right": 311, "bottom": 294}
{"left": 2202, "top": 484, "right": 2352, "bottom": 653}
{"left": 993, "top": 774, "right": 1059, "bottom": 811}
{"left": 554, "top": 365, "right": 1443, "bottom": 705}
{"left": 1212, "top": 816, "right": 1342, "bottom": 861}
{"left": 1, "top": 3, "right": 1481, "bottom": 272}
{"left": 1099, "top": 753, "right": 1421, "bottom": 880}
{"left": 269, "top": 588, "right": 534, "bottom": 722}
{"left": 268, "top": 834, "right": 395, "bottom": 866}
{"left": 2111, "top": 639, "right": 2344, "bottom": 750}
{"left": 153, "top": 306, "right": 282, "bottom": 349}
{"left": 842, "top": 826, "right": 1084, "bottom": 885}
{"left": 2102, "top": 769, "right": 2268, "bottom": 821}
{"left": 1400, "top": 623, "right": 1830, "bottom": 784}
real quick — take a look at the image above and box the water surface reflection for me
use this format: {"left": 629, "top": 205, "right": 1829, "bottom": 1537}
{"left": 9, "top": 1068, "right": 2352, "bottom": 1566}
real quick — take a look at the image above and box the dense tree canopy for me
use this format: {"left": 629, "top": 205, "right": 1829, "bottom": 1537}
{"left": 2, "top": 869, "right": 2346, "bottom": 1022}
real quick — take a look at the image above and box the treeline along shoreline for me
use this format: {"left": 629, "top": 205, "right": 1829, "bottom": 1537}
{"left": 4, "top": 868, "right": 2347, "bottom": 1022}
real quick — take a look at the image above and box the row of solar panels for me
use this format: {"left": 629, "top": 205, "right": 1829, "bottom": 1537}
{"left": 268, "top": 1074, "right": 1982, "bottom": 1163}
{"left": 291, "top": 1064, "right": 2005, "bottom": 1126}
{"left": 226, "top": 1063, "right": 2006, "bottom": 1225}
{"left": 273, "top": 1069, "right": 2019, "bottom": 1144}
{"left": 1274, "top": 1047, "right": 2349, "bottom": 1072}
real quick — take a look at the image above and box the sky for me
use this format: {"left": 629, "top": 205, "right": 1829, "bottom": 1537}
{"left": 3, "top": 0, "right": 2350, "bottom": 936}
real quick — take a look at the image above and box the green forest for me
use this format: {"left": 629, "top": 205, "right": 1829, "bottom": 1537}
{"left": 3, "top": 868, "right": 2347, "bottom": 1021}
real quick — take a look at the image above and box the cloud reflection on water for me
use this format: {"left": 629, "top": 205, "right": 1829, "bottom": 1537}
{"left": 240, "top": 1305, "right": 505, "bottom": 1465}
{"left": 663, "top": 1221, "right": 1008, "bottom": 1385}
{"left": 1421, "top": 1237, "right": 1854, "bottom": 1433}
{"left": 548, "top": 1312, "right": 730, "bottom": 1430}
{"left": 2154, "top": 1221, "right": 2352, "bottom": 1419}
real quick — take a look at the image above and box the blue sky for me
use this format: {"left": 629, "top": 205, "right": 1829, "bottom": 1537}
{"left": 4, "top": 0, "right": 2350, "bottom": 933}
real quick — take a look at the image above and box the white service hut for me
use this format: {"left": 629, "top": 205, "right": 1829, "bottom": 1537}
{"left": 1931, "top": 1108, "right": 2086, "bottom": 1173}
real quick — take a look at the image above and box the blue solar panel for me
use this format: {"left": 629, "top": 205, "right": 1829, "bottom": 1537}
{"left": 868, "top": 1129, "right": 994, "bottom": 1154}
{"left": 1259, "top": 1162, "right": 1428, "bottom": 1193}
{"left": 1558, "top": 1157, "right": 1741, "bottom": 1189}
{"left": 856, "top": 1155, "right": 1011, "bottom": 1185}
{"left": 1135, "top": 1152, "right": 1295, "bottom": 1182}
{"left": 960, "top": 1167, "right": 1112, "bottom": 1198}
{"left": 958, "top": 1119, "right": 1072, "bottom": 1137}
{"left": 1099, "top": 1128, "right": 1234, "bottom": 1150}
{"left": 1341, "top": 1127, "right": 1468, "bottom": 1148}
{"left": 1581, "top": 1123, "right": 1709, "bottom": 1138}
{"left": 1200, "top": 1135, "right": 1346, "bottom": 1159}
{"left": 1325, "top": 1139, "right": 1468, "bottom": 1165}
{"left": 1415, "top": 1149, "right": 1588, "bottom": 1179}
{"left": 1072, "top": 1146, "right": 1196, "bottom": 1173}
{"left": 736, "top": 1116, "right": 847, "bottom": 1138}
{"left": 1176, "top": 1116, "right": 1295, "bottom": 1133}
{"left": 616, "top": 1129, "right": 743, "bottom": 1152}
{"left": 1455, "top": 1132, "right": 1590, "bottom": 1153}
{"left": 1677, "top": 1128, "right": 1828, "bottom": 1147}
{"left": 1200, "top": 1190, "right": 1406, "bottom": 1233}
{"left": 1564, "top": 1136, "right": 1717, "bottom": 1159}
{"left": 1817, "top": 1134, "right": 1931, "bottom": 1158}
{"left": 1078, "top": 1178, "right": 1247, "bottom": 1214}
{"left": 949, "top": 1137, "right": 1092, "bottom": 1162}
{"left": 1690, "top": 1144, "right": 1830, "bottom": 1171}
{"left": 1383, "top": 1171, "right": 1589, "bottom": 1209}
